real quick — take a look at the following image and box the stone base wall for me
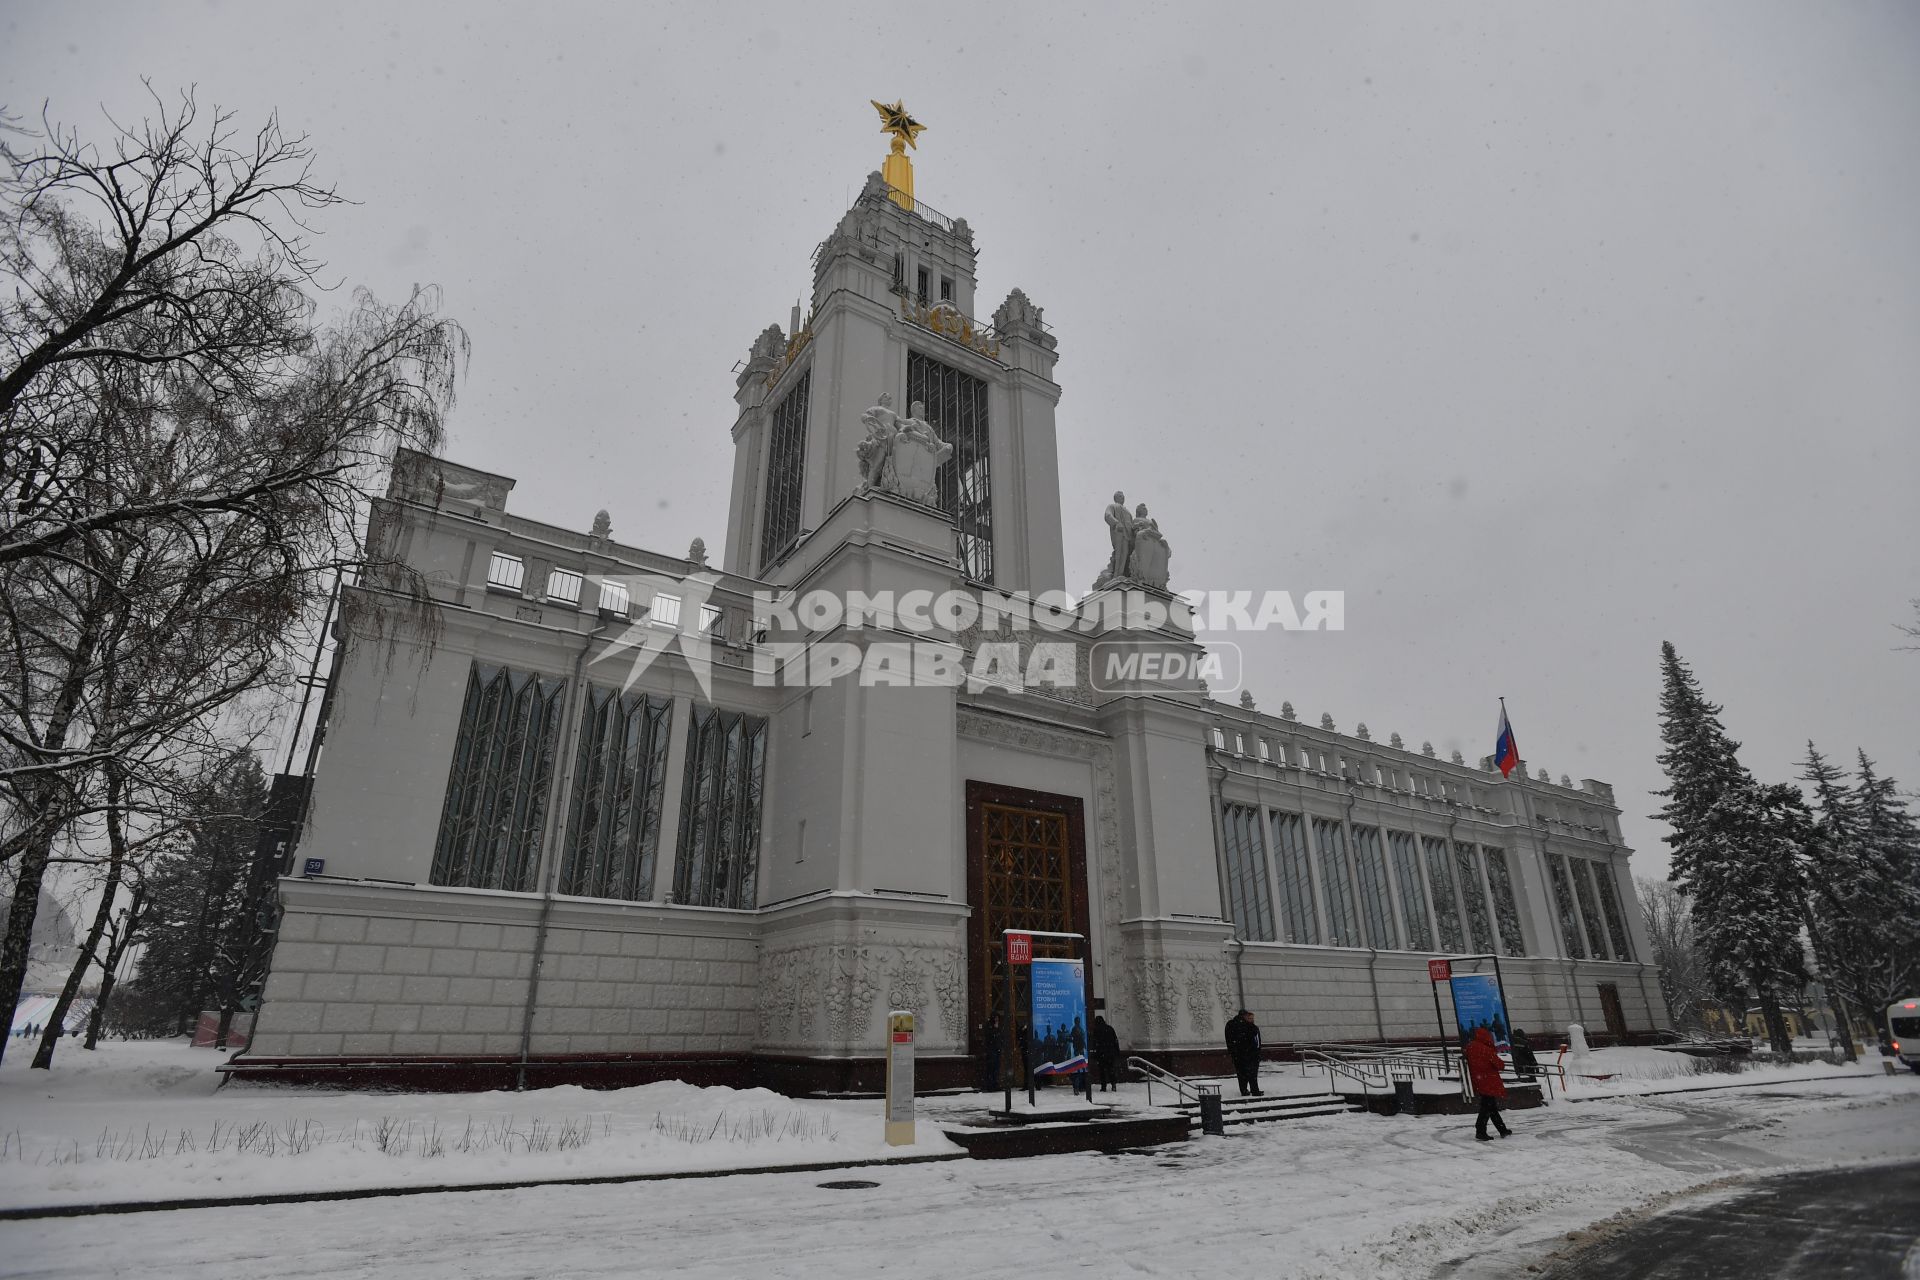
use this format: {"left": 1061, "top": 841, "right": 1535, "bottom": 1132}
{"left": 249, "top": 880, "right": 760, "bottom": 1061}
{"left": 1232, "top": 943, "right": 1666, "bottom": 1046}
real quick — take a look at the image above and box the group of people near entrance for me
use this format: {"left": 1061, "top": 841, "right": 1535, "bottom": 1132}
{"left": 984, "top": 1006, "right": 1535, "bottom": 1142}
{"left": 978, "top": 1013, "right": 1125, "bottom": 1093}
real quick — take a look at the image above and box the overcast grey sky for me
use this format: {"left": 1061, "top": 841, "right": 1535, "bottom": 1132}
{"left": 6, "top": 0, "right": 1916, "bottom": 877}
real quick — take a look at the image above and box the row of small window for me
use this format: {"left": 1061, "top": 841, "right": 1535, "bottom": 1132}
{"left": 1213, "top": 729, "right": 1492, "bottom": 808}
{"left": 486, "top": 552, "right": 725, "bottom": 635}
{"left": 430, "top": 663, "right": 767, "bottom": 910}
{"left": 1217, "top": 804, "right": 1635, "bottom": 961}
{"left": 893, "top": 254, "right": 955, "bottom": 303}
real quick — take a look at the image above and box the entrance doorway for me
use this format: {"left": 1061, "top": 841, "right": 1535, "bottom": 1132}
{"left": 1598, "top": 981, "right": 1628, "bottom": 1040}
{"left": 964, "top": 782, "right": 1089, "bottom": 1056}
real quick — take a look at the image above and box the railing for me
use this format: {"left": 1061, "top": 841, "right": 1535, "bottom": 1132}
{"left": 884, "top": 185, "right": 958, "bottom": 233}
{"left": 1299, "top": 1049, "right": 1392, "bottom": 1092}
{"left": 1126, "top": 1056, "right": 1203, "bottom": 1108}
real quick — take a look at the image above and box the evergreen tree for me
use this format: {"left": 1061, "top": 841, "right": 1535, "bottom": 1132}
{"left": 113, "top": 752, "right": 272, "bottom": 1038}
{"left": 1847, "top": 753, "right": 1920, "bottom": 1006}
{"left": 1653, "top": 643, "right": 1805, "bottom": 1052}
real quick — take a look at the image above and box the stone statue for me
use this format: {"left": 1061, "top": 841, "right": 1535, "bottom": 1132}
{"left": 1280, "top": 701, "right": 1297, "bottom": 722}
{"left": 687, "top": 537, "right": 708, "bottom": 565}
{"left": 888, "top": 400, "right": 951, "bottom": 505}
{"left": 1389, "top": 732, "right": 1404, "bottom": 750}
{"left": 855, "top": 393, "right": 901, "bottom": 494}
{"left": 1127, "top": 505, "right": 1171, "bottom": 590}
{"left": 1321, "top": 713, "right": 1336, "bottom": 731}
{"left": 1238, "top": 690, "right": 1256, "bottom": 710}
{"left": 590, "top": 509, "right": 612, "bottom": 541}
{"left": 855, "top": 393, "right": 950, "bottom": 506}
{"left": 1095, "top": 491, "right": 1131, "bottom": 588}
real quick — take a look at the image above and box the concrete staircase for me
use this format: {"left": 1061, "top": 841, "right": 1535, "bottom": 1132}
{"left": 1176, "top": 1091, "right": 1364, "bottom": 1129}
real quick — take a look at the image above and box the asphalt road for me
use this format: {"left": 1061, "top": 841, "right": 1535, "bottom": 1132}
{"left": 1539, "top": 1160, "right": 1920, "bottom": 1279}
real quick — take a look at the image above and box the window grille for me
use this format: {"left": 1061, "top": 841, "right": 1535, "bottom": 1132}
{"left": 430, "top": 663, "right": 567, "bottom": 892}
{"left": 673, "top": 706, "right": 768, "bottom": 909}
{"left": 487, "top": 552, "right": 525, "bottom": 593}
{"left": 758, "top": 370, "right": 811, "bottom": 571}
{"left": 699, "top": 604, "right": 724, "bottom": 637}
{"left": 1388, "top": 831, "right": 1433, "bottom": 951}
{"left": 651, "top": 593, "right": 682, "bottom": 628}
{"left": 906, "top": 351, "right": 993, "bottom": 582}
{"left": 1484, "top": 848, "right": 1527, "bottom": 955}
{"left": 1269, "top": 813, "right": 1320, "bottom": 944}
{"left": 596, "top": 579, "right": 631, "bottom": 617}
{"left": 1219, "top": 803, "right": 1275, "bottom": 942}
{"left": 545, "top": 568, "right": 583, "bottom": 606}
{"left": 559, "top": 688, "right": 673, "bottom": 901}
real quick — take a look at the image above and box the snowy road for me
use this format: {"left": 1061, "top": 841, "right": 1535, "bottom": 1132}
{"left": 4, "top": 1077, "right": 1916, "bottom": 1279}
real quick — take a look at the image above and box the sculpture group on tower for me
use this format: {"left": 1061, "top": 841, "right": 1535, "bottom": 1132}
{"left": 856, "top": 393, "right": 953, "bottom": 507}
{"left": 1094, "top": 489, "right": 1172, "bottom": 592}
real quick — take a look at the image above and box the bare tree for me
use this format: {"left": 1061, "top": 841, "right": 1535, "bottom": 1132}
{"left": 0, "top": 87, "right": 465, "bottom": 1063}
{"left": 1638, "top": 876, "right": 1709, "bottom": 1033}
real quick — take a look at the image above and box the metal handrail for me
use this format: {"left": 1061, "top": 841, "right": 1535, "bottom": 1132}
{"left": 1125, "top": 1056, "right": 1204, "bottom": 1108}
{"left": 1300, "top": 1049, "right": 1391, "bottom": 1092}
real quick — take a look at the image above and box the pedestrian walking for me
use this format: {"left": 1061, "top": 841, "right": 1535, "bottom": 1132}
{"left": 979, "top": 1015, "right": 1003, "bottom": 1092}
{"left": 1091, "top": 1014, "right": 1122, "bottom": 1092}
{"left": 1509, "top": 1028, "right": 1539, "bottom": 1081}
{"left": 1465, "top": 1026, "right": 1512, "bottom": 1140}
{"left": 1225, "top": 1008, "right": 1263, "bottom": 1097}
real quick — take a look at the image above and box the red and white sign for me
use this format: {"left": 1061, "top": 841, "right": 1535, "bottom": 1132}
{"left": 1427, "top": 958, "right": 1452, "bottom": 983}
{"left": 1007, "top": 932, "right": 1032, "bottom": 965}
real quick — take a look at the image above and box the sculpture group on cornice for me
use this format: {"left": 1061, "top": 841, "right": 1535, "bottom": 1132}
{"left": 855, "top": 393, "right": 952, "bottom": 507}
{"left": 1092, "top": 489, "right": 1172, "bottom": 593}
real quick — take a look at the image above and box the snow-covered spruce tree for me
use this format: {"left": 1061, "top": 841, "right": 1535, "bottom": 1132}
{"left": 1652, "top": 643, "right": 1806, "bottom": 1053}
{"left": 1847, "top": 753, "right": 1920, "bottom": 1008}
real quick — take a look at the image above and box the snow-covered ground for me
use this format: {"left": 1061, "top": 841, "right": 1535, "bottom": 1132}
{"left": 2, "top": 1041, "right": 1916, "bottom": 1279}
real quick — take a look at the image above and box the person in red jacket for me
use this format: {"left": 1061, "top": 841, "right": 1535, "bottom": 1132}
{"left": 1464, "top": 1026, "right": 1512, "bottom": 1141}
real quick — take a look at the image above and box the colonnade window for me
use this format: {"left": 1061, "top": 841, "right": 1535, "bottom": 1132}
{"left": 1269, "top": 813, "right": 1320, "bottom": 945}
{"left": 1387, "top": 832, "right": 1433, "bottom": 952}
{"left": 1312, "top": 818, "right": 1362, "bottom": 947}
{"left": 558, "top": 687, "right": 674, "bottom": 902}
{"left": 906, "top": 351, "right": 993, "bottom": 582}
{"left": 1484, "top": 848, "right": 1527, "bottom": 955}
{"left": 1454, "top": 843, "right": 1496, "bottom": 953}
{"left": 1219, "top": 803, "right": 1275, "bottom": 942}
{"left": 1593, "top": 863, "right": 1635, "bottom": 961}
{"left": 1547, "top": 856, "right": 1586, "bottom": 959}
{"left": 1351, "top": 826, "right": 1396, "bottom": 949}
{"left": 1423, "top": 836, "right": 1466, "bottom": 953}
{"left": 1572, "top": 858, "right": 1612, "bottom": 961}
{"left": 431, "top": 663, "right": 568, "bottom": 892}
{"left": 673, "top": 706, "right": 769, "bottom": 909}
{"left": 759, "top": 370, "right": 810, "bottom": 572}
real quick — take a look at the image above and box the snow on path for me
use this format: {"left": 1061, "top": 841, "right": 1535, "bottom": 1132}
{"left": 4, "top": 1074, "right": 1914, "bottom": 1279}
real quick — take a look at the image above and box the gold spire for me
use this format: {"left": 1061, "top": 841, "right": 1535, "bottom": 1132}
{"left": 870, "top": 99, "right": 924, "bottom": 210}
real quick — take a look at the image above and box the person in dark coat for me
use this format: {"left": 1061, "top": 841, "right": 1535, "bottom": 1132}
{"left": 1224, "top": 1009, "right": 1263, "bottom": 1096}
{"left": 1465, "top": 1026, "right": 1512, "bottom": 1140}
{"left": 1509, "top": 1028, "right": 1539, "bottom": 1081}
{"left": 1091, "top": 1015, "right": 1122, "bottom": 1092}
{"left": 979, "top": 1015, "right": 1003, "bottom": 1092}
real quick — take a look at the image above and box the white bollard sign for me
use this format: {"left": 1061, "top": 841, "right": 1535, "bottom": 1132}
{"left": 884, "top": 1010, "right": 915, "bottom": 1146}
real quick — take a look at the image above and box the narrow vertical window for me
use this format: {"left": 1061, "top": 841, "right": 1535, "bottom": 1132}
{"left": 1388, "top": 832, "right": 1433, "bottom": 952}
{"left": 1484, "top": 848, "right": 1528, "bottom": 956}
{"left": 1572, "top": 859, "right": 1613, "bottom": 961}
{"left": 1312, "top": 818, "right": 1361, "bottom": 948}
{"left": 1351, "top": 826, "right": 1395, "bottom": 949}
{"left": 1455, "top": 843, "right": 1496, "bottom": 952}
{"left": 1594, "top": 862, "right": 1634, "bottom": 961}
{"left": 906, "top": 351, "right": 993, "bottom": 582}
{"left": 1268, "top": 813, "right": 1319, "bottom": 945}
{"left": 1548, "top": 856, "right": 1586, "bottom": 959}
{"left": 758, "top": 369, "right": 811, "bottom": 572}
{"left": 674, "top": 705, "right": 769, "bottom": 909}
{"left": 431, "top": 663, "right": 568, "bottom": 893}
{"left": 1423, "top": 836, "right": 1466, "bottom": 953}
{"left": 916, "top": 266, "right": 929, "bottom": 301}
{"left": 1219, "top": 803, "right": 1275, "bottom": 942}
{"left": 559, "top": 688, "right": 673, "bottom": 901}
{"left": 939, "top": 275, "right": 953, "bottom": 302}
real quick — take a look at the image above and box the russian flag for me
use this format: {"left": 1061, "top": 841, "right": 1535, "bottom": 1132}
{"left": 1493, "top": 702, "right": 1520, "bottom": 778}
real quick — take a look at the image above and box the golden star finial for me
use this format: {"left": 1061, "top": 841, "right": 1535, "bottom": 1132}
{"left": 871, "top": 99, "right": 926, "bottom": 150}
